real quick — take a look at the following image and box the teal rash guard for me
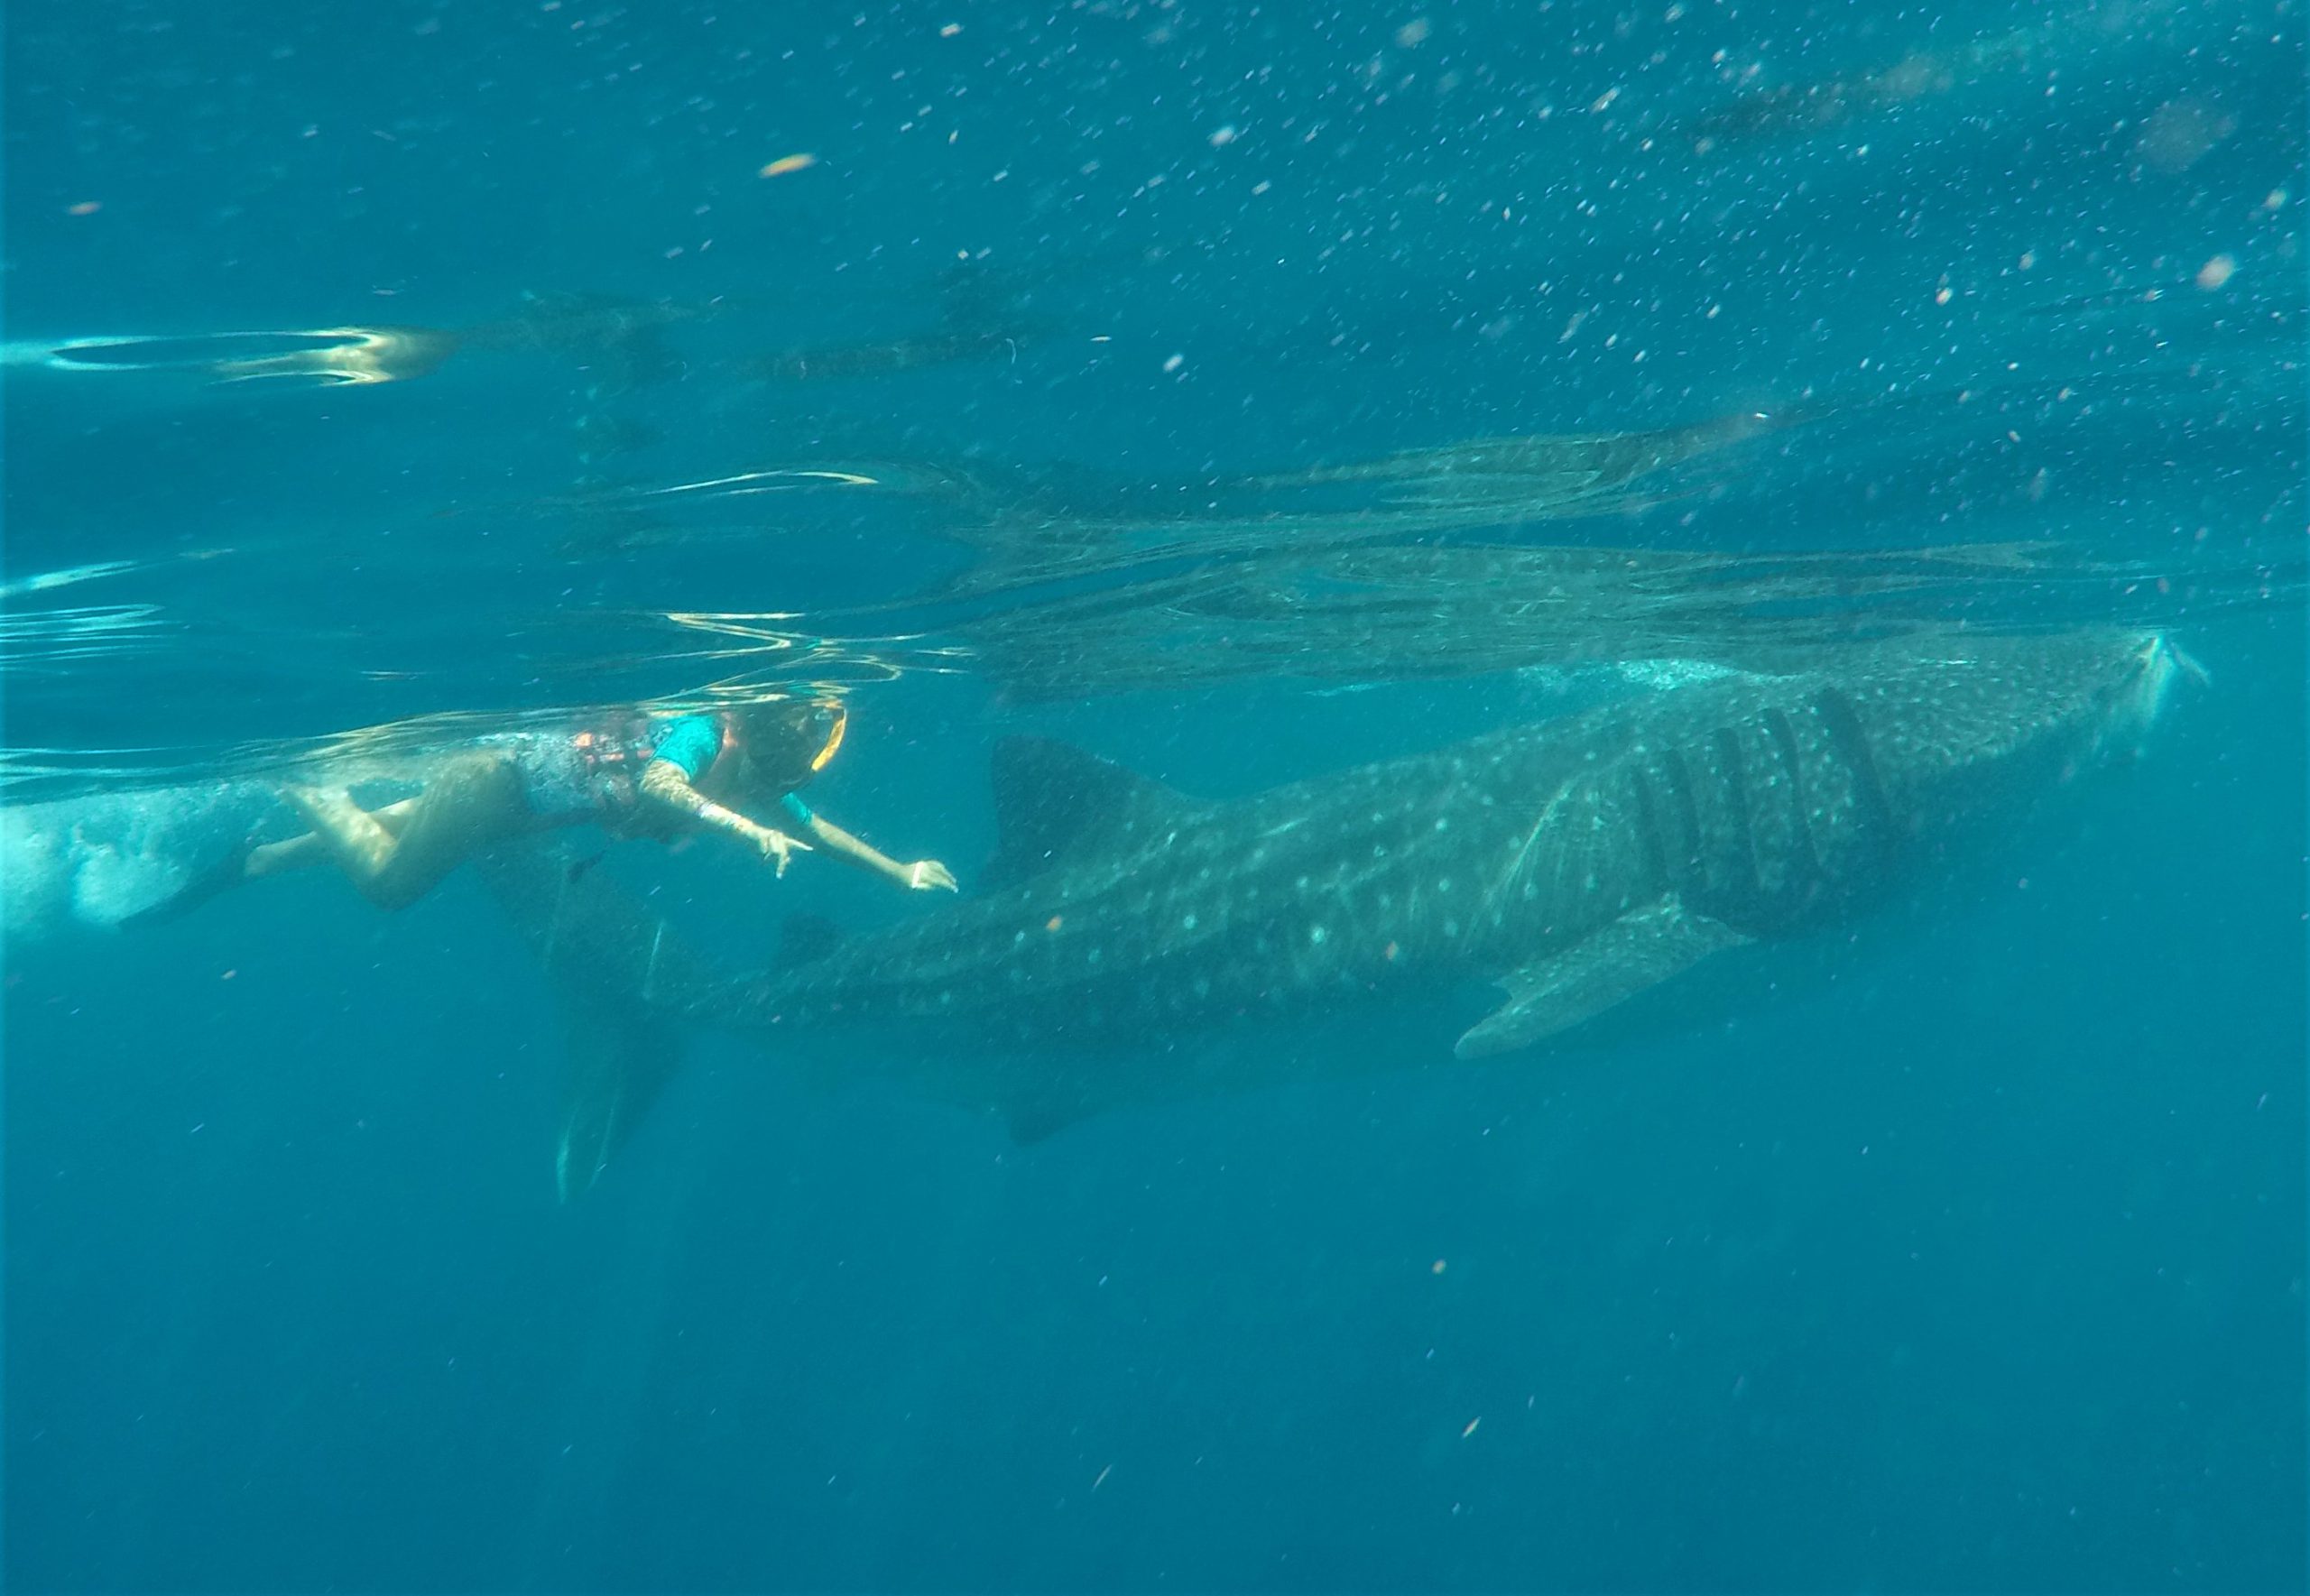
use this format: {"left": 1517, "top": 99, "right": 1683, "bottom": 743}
{"left": 647, "top": 715, "right": 723, "bottom": 781}
{"left": 645, "top": 715, "right": 814, "bottom": 825}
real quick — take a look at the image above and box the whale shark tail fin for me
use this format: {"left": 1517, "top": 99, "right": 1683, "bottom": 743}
{"left": 471, "top": 840, "right": 720, "bottom": 1199}
{"left": 983, "top": 734, "right": 1202, "bottom": 890}
{"left": 551, "top": 987, "right": 682, "bottom": 1201}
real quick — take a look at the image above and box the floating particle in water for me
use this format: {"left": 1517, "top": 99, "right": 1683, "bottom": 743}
{"left": 2135, "top": 98, "right": 2235, "bottom": 174}
{"left": 2195, "top": 254, "right": 2237, "bottom": 291}
{"left": 66, "top": 200, "right": 101, "bottom": 217}
{"left": 759, "top": 152, "right": 818, "bottom": 179}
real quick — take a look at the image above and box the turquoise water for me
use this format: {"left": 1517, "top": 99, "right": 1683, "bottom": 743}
{"left": 5, "top": 0, "right": 2305, "bottom": 1589}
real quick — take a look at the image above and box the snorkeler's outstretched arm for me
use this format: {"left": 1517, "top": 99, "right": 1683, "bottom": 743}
{"left": 795, "top": 811, "right": 957, "bottom": 892}
{"left": 636, "top": 759, "right": 810, "bottom": 875}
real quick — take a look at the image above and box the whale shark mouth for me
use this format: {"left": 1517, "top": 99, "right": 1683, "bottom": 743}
{"left": 2103, "top": 631, "right": 2207, "bottom": 754}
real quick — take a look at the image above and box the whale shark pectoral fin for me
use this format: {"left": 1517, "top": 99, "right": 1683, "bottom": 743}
{"left": 1455, "top": 898, "right": 1751, "bottom": 1060}
{"left": 1000, "top": 1090, "right": 1084, "bottom": 1147}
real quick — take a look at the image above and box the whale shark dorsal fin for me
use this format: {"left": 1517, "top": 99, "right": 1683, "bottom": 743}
{"left": 1455, "top": 897, "right": 1751, "bottom": 1059}
{"left": 984, "top": 735, "right": 1200, "bottom": 890}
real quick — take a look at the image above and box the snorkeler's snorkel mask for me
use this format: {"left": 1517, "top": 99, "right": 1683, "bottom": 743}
{"left": 716, "top": 697, "right": 846, "bottom": 783}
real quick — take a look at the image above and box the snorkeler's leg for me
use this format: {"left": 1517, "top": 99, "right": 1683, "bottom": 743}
{"left": 362, "top": 757, "right": 526, "bottom": 908}
{"left": 283, "top": 755, "right": 524, "bottom": 910}
{"left": 278, "top": 786, "right": 400, "bottom": 878}
{"left": 244, "top": 798, "right": 420, "bottom": 879}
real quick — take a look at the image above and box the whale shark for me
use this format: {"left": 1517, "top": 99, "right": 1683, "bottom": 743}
{"left": 477, "top": 628, "right": 2191, "bottom": 1195}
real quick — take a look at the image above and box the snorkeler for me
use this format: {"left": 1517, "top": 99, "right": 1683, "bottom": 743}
{"left": 249, "top": 699, "right": 957, "bottom": 911}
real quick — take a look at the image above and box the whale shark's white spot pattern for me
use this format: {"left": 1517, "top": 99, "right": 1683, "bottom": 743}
{"left": 734, "top": 632, "right": 2162, "bottom": 1070}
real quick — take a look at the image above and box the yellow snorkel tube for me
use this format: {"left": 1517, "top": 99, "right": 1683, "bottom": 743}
{"left": 808, "top": 700, "right": 847, "bottom": 771}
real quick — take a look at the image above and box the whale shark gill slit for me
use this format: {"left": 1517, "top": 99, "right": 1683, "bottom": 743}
{"left": 1629, "top": 763, "right": 1671, "bottom": 889}
{"left": 1759, "top": 706, "right": 1819, "bottom": 909}
{"left": 1809, "top": 686, "right": 1900, "bottom": 898}
{"left": 1708, "top": 722, "right": 1763, "bottom": 913}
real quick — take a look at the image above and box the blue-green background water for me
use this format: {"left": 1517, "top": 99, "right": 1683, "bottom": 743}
{"left": 5, "top": 0, "right": 2305, "bottom": 1589}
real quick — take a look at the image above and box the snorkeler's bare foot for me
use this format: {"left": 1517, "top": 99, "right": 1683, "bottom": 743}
{"left": 243, "top": 832, "right": 324, "bottom": 878}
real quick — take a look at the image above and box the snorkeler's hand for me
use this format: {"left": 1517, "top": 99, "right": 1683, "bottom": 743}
{"left": 906, "top": 859, "right": 958, "bottom": 892}
{"left": 750, "top": 824, "right": 811, "bottom": 876}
